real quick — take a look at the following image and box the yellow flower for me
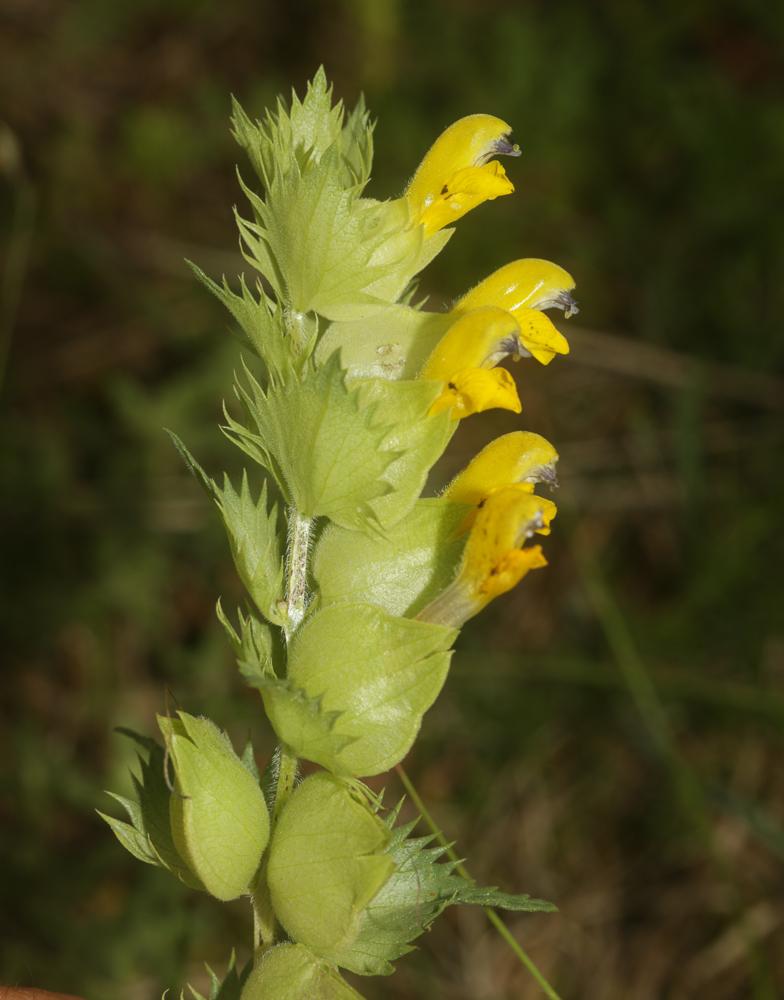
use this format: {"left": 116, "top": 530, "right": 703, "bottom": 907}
{"left": 445, "top": 431, "right": 559, "bottom": 506}
{"left": 446, "top": 432, "right": 558, "bottom": 535}
{"left": 417, "top": 485, "right": 549, "bottom": 626}
{"left": 405, "top": 115, "right": 521, "bottom": 235}
{"left": 420, "top": 307, "right": 524, "bottom": 418}
{"left": 456, "top": 259, "right": 578, "bottom": 365}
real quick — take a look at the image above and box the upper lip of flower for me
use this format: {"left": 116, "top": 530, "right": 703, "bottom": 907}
{"left": 444, "top": 431, "right": 560, "bottom": 506}
{"left": 530, "top": 288, "right": 580, "bottom": 318}
{"left": 455, "top": 259, "right": 577, "bottom": 365}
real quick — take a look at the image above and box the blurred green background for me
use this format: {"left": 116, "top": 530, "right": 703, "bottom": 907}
{"left": 2, "top": 1, "right": 783, "bottom": 998}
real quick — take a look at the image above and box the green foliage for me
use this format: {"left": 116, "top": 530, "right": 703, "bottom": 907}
{"left": 231, "top": 68, "right": 372, "bottom": 192}
{"left": 225, "top": 355, "right": 452, "bottom": 531}
{"left": 185, "top": 952, "right": 250, "bottom": 1000}
{"left": 260, "top": 603, "right": 456, "bottom": 776}
{"left": 349, "top": 806, "right": 556, "bottom": 975}
{"left": 159, "top": 713, "right": 269, "bottom": 901}
{"left": 165, "top": 431, "right": 284, "bottom": 622}
{"left": 226, "top": 354, "right": 392, "bottom": 527}
{"left": 214, "top": 471, "right": 284, "bottom": 624}
{"left": 188, "top": 264, "right": 294, "bottom": 382}
{"left": 266, "top": 775, "right": 555, "bottom": 978}
{"left": 216, "top": 601, "right": 279, "bottom": 683}
{"left": 231, "top": 68, "right": 451, "bottom": 322}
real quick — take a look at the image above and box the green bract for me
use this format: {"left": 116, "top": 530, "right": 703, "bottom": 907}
{"left": 267, "top": 774, "right": 556, "bottom": 977}
{"left": 215, "top": 472, "right": 284, "bottom": 624}
{"left": 159, "top": 712, "right": 270, "bottom": 901}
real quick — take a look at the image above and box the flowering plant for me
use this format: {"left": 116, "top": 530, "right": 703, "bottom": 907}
{"left": 101, "top": 69, "right": 577, "bottom": 998}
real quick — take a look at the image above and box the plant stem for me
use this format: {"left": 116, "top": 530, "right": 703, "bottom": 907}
{"left": 271, "top": 743, "right": 298, "bottom": 822}
{"left": 252, "top": 746, "right": 301, "bottom": 952}
{"left": 395, "top": 764, "right": 563, "bottom": 1000}
{"left": 252, "top": 510, "right": 310, "bottom": 957}
{"left": 285, "top": 308, "right": 311, "bottom": 358}
{"left": 284, "top": 507, "right": 312, "bottom": 641}
{"left": 251, "top": 856, "right": 276, "bottom": 950}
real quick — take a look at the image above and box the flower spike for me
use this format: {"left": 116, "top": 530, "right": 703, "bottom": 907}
{"left": 406, "top": 114, "right": 521, "bottom": 234}
{"left": 420, "top": 307, "right": 524, "bottom": 418}
{"left": 457, "top": 259, "right": 578, "bottom": 364}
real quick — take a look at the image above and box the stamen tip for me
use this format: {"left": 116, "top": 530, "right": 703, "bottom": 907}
{"left": 560, "top": 291, "right": 580, "bottom": 319}
{"left": 494, "top": 134, "right": 522, "bottom": 158}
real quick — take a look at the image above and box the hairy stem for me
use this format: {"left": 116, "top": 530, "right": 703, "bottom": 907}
{"left": 253, "top": 510, "right": 310, "bottom": 957}
{"left": 271, "top": 743, "right": 298, "bottom": 822}
{"left": 284, "top": 507, "right": 313, "bottom": 641}
{"left": 251, "top": 857, "right": 276, "bottom": 951}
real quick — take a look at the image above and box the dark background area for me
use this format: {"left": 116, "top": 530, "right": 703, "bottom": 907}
{"left": 1, "top": 1, "right": 783, "bottom": 997}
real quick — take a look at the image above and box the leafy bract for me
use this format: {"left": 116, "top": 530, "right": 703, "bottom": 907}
{"left": 216, "top": 601, "right": 279, "bottom": 684}
{"left": 267, "top": 776, "right": 556, "bottom": 979}
{"left": 345, "top": 808, "right": 557, "bottom": 975}
{"left": 159, "top": 712, "right": 269, "bottom": 901}
{"left": 266, "top": 774, "right": 394, "bottom": 969}
{"left": 186, "top": 952, "right": 250, "bottom": 1000}
{"left": 240, "top": 944, "right": 365, "bottom": 1000}
{"left": 314, "top": 498, "right": 470, "bottom": 617}
{"left": 258, "top": 603, "right": 456, "bottom": 776}
{"left": 166, "top": 432, "right": 284, "bottom": 624}
{"left": 227, "top": 354, "right": 392, "bottom": 528}
{"left": 188, "top": 264, "right": 293, "bottom": 381}
{"left": 231, "top": 68, "right": 371, "bottom": 192}
{"left": 97, "top": 729, "right": 202, "bottom": 890}
{"left": 214, "top": 471, "right": 284, "bottom": 624}
{"left": 226, "top": 356, "right": 452, "bottom": 531}
{"left": 256, "top": 676, "right": 357, "bottom": 771}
